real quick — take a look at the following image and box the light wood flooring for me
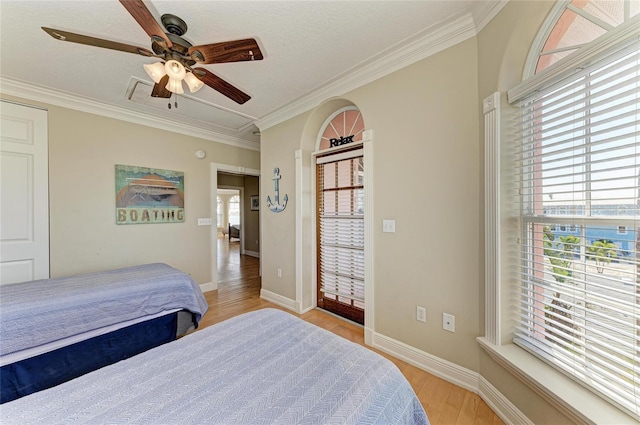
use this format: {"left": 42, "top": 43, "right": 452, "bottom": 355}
{"left": 199, "top": 236, "right": 506, "bottom": 425}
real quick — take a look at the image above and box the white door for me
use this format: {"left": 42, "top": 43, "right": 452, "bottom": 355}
{"left": 0, "top": 101, "right": 49, "bottom": 284}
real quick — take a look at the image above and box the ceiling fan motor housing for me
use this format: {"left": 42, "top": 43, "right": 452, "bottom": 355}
{"left": 161, "top": 14, "right": 187, "bottom": 36}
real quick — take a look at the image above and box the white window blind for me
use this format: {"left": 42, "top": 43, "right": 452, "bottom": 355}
{"left": 515, "top": 40, "right": 639, "bottom": 418}
{"left": 317, "top": 152, "right": 365, "bottom": 310}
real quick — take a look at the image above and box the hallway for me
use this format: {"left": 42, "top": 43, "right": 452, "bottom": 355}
{"left": 199, "top": 236, "right": 263, "bottom": 328}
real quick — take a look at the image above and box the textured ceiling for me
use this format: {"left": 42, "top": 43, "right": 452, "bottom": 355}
{"left": 0, "top": 1, "right": 506, "bottom": 150}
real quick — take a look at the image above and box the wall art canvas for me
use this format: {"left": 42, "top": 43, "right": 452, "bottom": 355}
{"left": 115, "top": 164, "right": 184, "bottom": 224}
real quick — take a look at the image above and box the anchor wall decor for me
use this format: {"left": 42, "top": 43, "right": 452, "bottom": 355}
{"left": 267, "top": 167, "right": 288, "bottom": 213}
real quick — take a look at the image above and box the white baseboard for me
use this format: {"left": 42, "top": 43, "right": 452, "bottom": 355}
{"left": 260, "top": 288, "right": 298, "bottom": 311}
{"left": 244, "top": 250, "right": 260, "bottom": 258}
{"left": 199, "top": 282, "right": 216, "bottom": 293}
{"left": 371, "top": 331, "right": 531, "bottom": 425}
{"left": 371, "top": 332, "right": 478, "bottom": 392}
{"left": 478, "top": 376, "right": 534, "bottom": 425}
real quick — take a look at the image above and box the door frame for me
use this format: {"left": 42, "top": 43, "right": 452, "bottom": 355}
{"left": 209, "top": 163, "right": 260, "bottom": 291}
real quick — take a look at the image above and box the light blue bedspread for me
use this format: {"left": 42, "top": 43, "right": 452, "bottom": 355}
{"left": 0, "top": 308, "right": 429, "bottom": 424}
{"left": 0, "top": 263, "right": 208, "bottom": 357}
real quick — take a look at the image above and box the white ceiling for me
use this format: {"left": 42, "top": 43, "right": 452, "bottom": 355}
{"left": 0, "top": 1, "right": 506, "bottom": 150}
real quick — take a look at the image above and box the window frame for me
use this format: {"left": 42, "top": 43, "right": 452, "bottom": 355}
{"left": 480, "top": 7, "right": 640, "bottom": 423}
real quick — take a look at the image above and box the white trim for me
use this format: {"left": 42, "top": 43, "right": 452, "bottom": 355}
{"left": 255, "top": 13, "right": 477, "bottom": 131}
{"left": 372, "top": 331, "right": 478, "bottom": 391}
{"left": 483, "top": 92, "right": 501, "bottom": 345}
{"left": 477, "top": 338, "right": 637, "bottom": 424}
{"left": 260, "top": 288, "right": 298, "bottom": 311}
{"left": 315, "top": 147, "right": 364, "bottom": 164}
{"left": 244, "top": 250, "right": 260, "bottom": 258}
{"left": 478, "top": 376, "right": 535, "bottom": 425}
{"left": 371, "top": 330, "right": 533, "bottom": 425}
{"left": 509, "top": 17, "right": 640, "bottom": 103}
{"left": 362, "top": 129, "right": 374, "bottom": 346}
{"left": 472, "top": 0, "right": 510, "bottom": 33}
{"left": 295, "top": 149, "right": 304, "bottom": 313}
{"left": 0, "top": 77, "right": 260, "bottom": 151}
{"left": 210, "top": 163, "right": 260, "bottom": 292}
{"left": 199, "top": 282, "right": 215, "bottom": 293}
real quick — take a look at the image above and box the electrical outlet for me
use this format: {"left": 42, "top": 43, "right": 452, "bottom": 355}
{"left": 416, "top": 306, "right": 426, "bottom": 322}
{"left": 443, "top": 313, "right": 455, "bottom": 332}
{"left": 277, "top": 268, "right": 282, "bottom": 278}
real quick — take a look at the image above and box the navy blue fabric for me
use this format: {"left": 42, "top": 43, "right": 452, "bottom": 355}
{"left": 0, "top": 313, "right": 178, "bottom": 404}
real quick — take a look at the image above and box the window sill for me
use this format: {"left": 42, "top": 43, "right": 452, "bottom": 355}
{"left": 477, "top": 337, "right": 636, "bottom": 425}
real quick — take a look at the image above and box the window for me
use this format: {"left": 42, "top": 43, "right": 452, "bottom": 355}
{"left": 530, "top": 0, "right": 639, "bottom": 74}
{"left": 513, "top": 20, "right": 639, "bottom": 420}
{"left": 216, "top": 196, "right": 222, "bottom": 227}
{"left": 229, "top": 195, "right": 240, "bottom": 226}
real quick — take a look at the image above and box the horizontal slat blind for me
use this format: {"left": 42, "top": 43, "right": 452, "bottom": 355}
{"left": 515, "top": 41, "right": 639, "bottom": 419}
{"left": 317, "top": 153, "right": 364, "bottom": 308}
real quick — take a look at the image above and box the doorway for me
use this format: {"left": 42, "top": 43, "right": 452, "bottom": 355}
{"left": 210, "top": 164, "right": 260, "bottom": 292}
{"left": 316, "top": 150, "right": 365, "bottom": 324}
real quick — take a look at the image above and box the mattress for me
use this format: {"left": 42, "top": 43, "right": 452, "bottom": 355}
{"left": 0, "top": 262, "right": 209, "bottom": 361}
{"left": 0, "top": 308, "right": 430, "bottom": 424}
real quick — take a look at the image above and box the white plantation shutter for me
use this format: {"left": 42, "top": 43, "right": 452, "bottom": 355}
{"left": 514, "top": 39, "right": 640, "bottom": 418}
{"left": 317, "top": 149, "right": 365, "bottom": 309}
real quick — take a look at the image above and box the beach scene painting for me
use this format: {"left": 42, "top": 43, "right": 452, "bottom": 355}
{"left": 115, "top": 164, "right": 184, "bottom": 224}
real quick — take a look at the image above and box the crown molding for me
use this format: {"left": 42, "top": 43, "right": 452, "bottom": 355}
{"left": 255, "top": 11, "right": 477, "bottom": 131}
{"left": 0, "top": 77, "right": 260, "bottom": 152}
{"left": 473, "top": 0, "right": 510, "bottom": 33}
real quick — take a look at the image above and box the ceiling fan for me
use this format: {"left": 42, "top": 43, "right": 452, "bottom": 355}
{"left": 42, "top": 0, "right": 263, "bottom": 104}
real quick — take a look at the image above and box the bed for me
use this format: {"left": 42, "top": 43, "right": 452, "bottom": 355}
{"left": 0, "top": 308, "right": 429, "bottom": 424}
{"left": 0, "top": 263, "right": 208, "bottom": 404}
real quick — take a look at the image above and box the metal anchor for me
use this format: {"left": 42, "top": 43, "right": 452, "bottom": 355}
{"left": 266, "top": 167, "right": 288, "bottom": 213}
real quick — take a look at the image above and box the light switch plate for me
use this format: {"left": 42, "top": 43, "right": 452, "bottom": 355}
{"left": 382, "top": 219, "right": 396, "bottom": 233}
{"left": 197, "top": 218, "right": 212, "bottom": 226}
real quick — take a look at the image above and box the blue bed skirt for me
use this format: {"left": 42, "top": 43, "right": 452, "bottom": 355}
{"left": 0, "top": 312, "right": 178, "bottom": 404}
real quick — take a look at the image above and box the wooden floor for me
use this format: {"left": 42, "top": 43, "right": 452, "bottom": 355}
{"left": 200, "top": 236, "right": 505, "bottom": 425}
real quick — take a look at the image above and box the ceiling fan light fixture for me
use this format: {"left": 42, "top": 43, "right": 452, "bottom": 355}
{"left": 184, "top": 72, "right": 204, "bottom": 93}
{"left": 143, "top": 62, "right": 166, "bottom": 84}
{"left": 165, "top": 59, "right": 186, "bottom": 80}
{"left": 166, "top": 77, "right": 184, "bottom": 94}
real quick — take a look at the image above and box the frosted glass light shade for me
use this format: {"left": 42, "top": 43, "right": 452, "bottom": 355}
{"left": 165, "top": 78, "right": 184, "bottom": 94}
{"left": 143, "top": 62, "right": 166, "bottom": 84}
{"left": 184, "top": 72, "right": 204, "bottom": 93}
{"left": 164, "top": 60, "right": 186, "bottom": 80}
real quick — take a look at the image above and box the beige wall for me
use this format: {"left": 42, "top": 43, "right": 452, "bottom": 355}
{"left": 243, "top": 175, "right": 260, "bottom": 254}
{"left": 0, "top": 1, "right": 586, "bottom": 421}
{"left": 260, "top": 0, "right": 576, "bottom": 422}
{"left": 262, "top": 36, "right": 482, "bottom": 370}
{"left": 475, "top": 2, "right": 577, "bottom": 423}
{"left": 1, "top": 94, "right": 259, "bottom": 284}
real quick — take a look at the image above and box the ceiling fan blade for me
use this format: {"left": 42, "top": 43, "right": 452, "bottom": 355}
{"left": 193, "top": 68, "right": 251, "bottom": 104}
{"left": 188, "top": 39, "right": 263, "bottom": 64}
{"left": 42, "top": 27, "right": 154, "bottom": 56}
{"left": 119, "top": 0, "right": 172, "bottom": 49}
{"left": 151, "top": 75, "right": 172, "bottom": 98}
